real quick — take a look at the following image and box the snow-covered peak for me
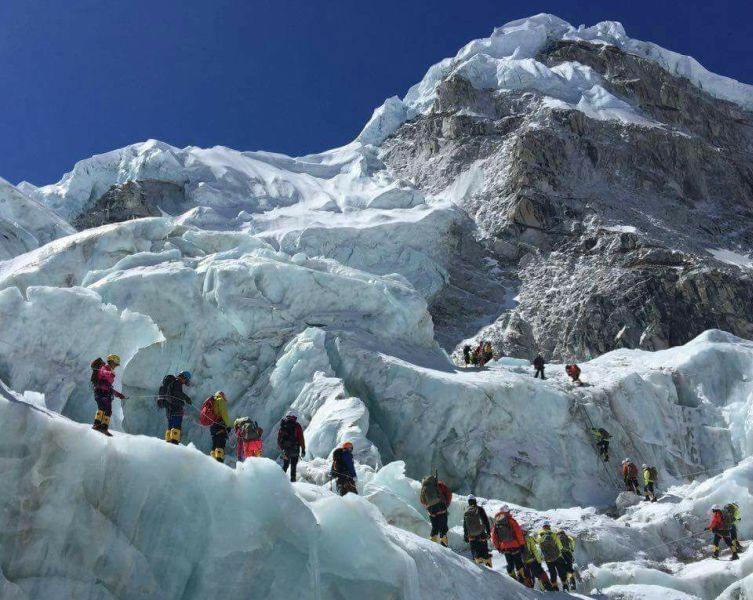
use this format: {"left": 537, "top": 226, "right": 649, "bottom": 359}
{"left": 358, "top": 13, "right": 753, "bottom": 145}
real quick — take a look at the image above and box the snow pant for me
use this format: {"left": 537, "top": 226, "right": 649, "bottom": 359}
{"left": 534, "top": 367, "right": 545, "bottom": 379}
{"left": 596, "top": 440, "right": 609, "bottom": 461}
{"left": 625, "top": 477, "right": 640, "bottom": 493}
{"left": 503, "top": 549, "right": 525, "bottom": 579}
{"left": 546, "top": 557, "right": 570, "bottom": 589}
{"left": 713, "top": 532, "right": 736, "bottom": 556}
{"left": 283, "top": 453, "right": 299, "bottom": 482}
{"left": 644, "top": 481, "right": 656, "bottom": 500}
{"left": 210, "top": 423, "right": 228, "bottom": 463}
{"left": 560, "top": 551, "right": 576, "bottom": 589}
{"left": 336, "top": 477, "right": 358, "bottom": 496}
{"left": 428, "top": 509, "right": 448, "bottom": 545}
{"left": 469, "top": 538, "right": 491, "bottom": 564}
{"left": 523, "top": 561, "right": 551, "bottom": 589}
{"left": 165, "top": 412, "right": 183, "bottom": 444}
{"left": 93, "top": 391, "right": 113, "bottom": 431}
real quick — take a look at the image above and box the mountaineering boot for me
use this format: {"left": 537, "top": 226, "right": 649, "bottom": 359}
{"left": 439, "top": 535, "right": 448, "bottom": 547}
{"left": 473, "top": 558, "right": 484, "bottom": 565}
{"left": 92, "top": 409, "right": 104, "bottom": 431}
{"left": 644, "top": 495, "right": 650, "bottom": 501}
{"left": 429, "top": 535, "right": 439, "bottom": 543}
{"left": 731, "top": 553, "right": 740, "bottom": 561}
{"left": 210, "top": 449, "right": 217, "bottom": 460}
{"left": 169, "top": 428, "right": 181, "bottom": 445}
{"left": 483, "top": 558, "right": 492, "bottom": 567}
{"left": 712, "top": 545, "right": 720, "bottom": 559}
{"left": 97, "top": 414, "right": 113, "bottom": 437}
{"left": 164, "top": 429, "right": 171, "bottom": 443}
{"left": 214, "top": 448, "right": 225, "bottom": 463}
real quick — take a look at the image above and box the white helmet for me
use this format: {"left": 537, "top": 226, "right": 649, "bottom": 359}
{"left": 711, "top": 504, "right": 721, "bottom": 511}
{"left": 641, "top": 464, "right": 647, "bottom": 469}
{"left": 500, "top": 504, "right": 510, "bottom": 512}
{"left": 622, "top": 458, "right": 630, "bottom": 464}
{"left": 286, "top": 409, "right": 299, "bottom": 418}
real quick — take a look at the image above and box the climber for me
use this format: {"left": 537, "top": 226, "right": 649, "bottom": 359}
{"left": 234, "top": 417, "right": 263, "bottom": 462}
{"left": 557, "top": 529, "right": 577, "bottom": 591}
{"left": 474, "top": 341, "right": 485, "bottom": 366}
{"left": 482, "top": 341, "right": 494, "bottom": 364}
{"left": 565, "top": 364, "right": 582, "bottom": 384}
{"left": 463, "top": 495, "right": 492, "bottom": 567}
{"left": 157, "top": 370, "right": 192, "bottom": 445}
{"left": 470, "top": 347, "right": 479, "bottom": 367}
{"left": 642, "top": 464, "right": 658, "bottom": 502}
{"left": 331, "top": 441, "right": 358, "bottom": 496}
{"left": 490, "top": 505, "right": 526, "bottom": 582}
{"left": 621, "top": 458, "right": 640, "bottom": 494}
{"left": 706, "top": 504, "right": 739, "bottom": 560}
{"left": 277, "top": 410, "right": 306, "bottom": 482}
{"left": 419, "top": 472, "right": 452, "bottom": 546}
{"left": 463, "top": 345, "right": 472, "bottom": 366}
{"left": 90, "top": 354, "right": 125, "bottom": 436}
{"left": 521, "top": 530, "right": 553, "bottom": 590}
{"left": 591, "top": 428, "right": 611, "bottom": 462}
{"left": 533, "top": 354, "right": 546, "bottom": 379}
{"left": 724, "top": 503, "right": 742, "bottom": 555}
{"left": 537, "top": 523, "right": 570, "bottom": 591}
{"left": 199, "top": 391, "right": 231, "bottom": 463}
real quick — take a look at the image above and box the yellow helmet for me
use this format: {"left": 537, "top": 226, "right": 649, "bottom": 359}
{"left": 106, "top": 354, "right": 121, "bottom": 366}
{"left": 214, "top": 391, "right": 226, "bottom": 401}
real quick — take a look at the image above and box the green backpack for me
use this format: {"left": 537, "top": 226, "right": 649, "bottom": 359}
{"left": 724, "top": 503, "right": 740, "bottom": 524}
{"left": 539, "top": 532, "right": 561, "bottom": 562}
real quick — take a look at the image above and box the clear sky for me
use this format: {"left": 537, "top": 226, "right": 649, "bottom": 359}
{"left": 1, "top": 0, "right": 752, "bottom": 186}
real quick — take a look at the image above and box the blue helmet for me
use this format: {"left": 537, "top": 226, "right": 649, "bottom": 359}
{"left": 179, "top": 370, "right": 192, "bottom": 383}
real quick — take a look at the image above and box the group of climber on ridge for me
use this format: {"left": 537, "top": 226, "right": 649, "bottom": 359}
{"left": 463, "top": 340, "right": 495, "bottom": 367}
{"left": 707, "top": 502, "right": 742, "bottom": 560}
{"left": 420, "top": 473, "right": 578, "bottom": 591}
{"left": 88, "top": 355, "right": 357, "bottom": 494}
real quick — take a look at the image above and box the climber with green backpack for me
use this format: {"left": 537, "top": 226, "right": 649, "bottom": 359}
{"left": 536, "top": 523, "right": 570, "bottom": 591}
{"left": 463, "top": 496, "right": 492, "bottom": 567}
{"left": 642, "top": 464, "right": 658, "bottom": 502}
{"left": 723, "top": 502, "right": 742, "bottom": 555}
{"left": 419, "top": 472, "right": 452, "bottom": 547}
{"left": 521, "top": 530, "right": 554, "bottom": 590}
{"left": 556, "top": 529, "right": 577, "bottom": 591}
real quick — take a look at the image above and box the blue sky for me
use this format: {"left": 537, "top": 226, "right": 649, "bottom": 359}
{"left": 1, "top": 0, "right": 752, "bottom": 185}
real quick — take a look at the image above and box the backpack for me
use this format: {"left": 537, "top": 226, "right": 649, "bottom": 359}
{"left": 598, "top": 428, "right": 611, "bottom": 439}
{"left": 331, "top": 448, "right": 345, "bottom": 476}
{"left": 279, "top": 418, "right": 298, "bottom": 450}
{"left": 648, "top": 466, "right": 658, "bottom": 481}
{"left": 557, "top": 531, "right": 574, "bottom": 553}
{"left": 90, "top": 357, "right": 105, "bottom": 385}
{"left": 626, "top": 462, "right": 638, "bottom": 478}
{"left": 238, "top": 419, "right": 261, "bottom": 441}
{"left": 464, "top": 506, "right": 486, "bottom": 538}
{"left": 493, "top": 515, "right": 515, "bottom": 542}
{"left": 724, "top": 503, "right": 740, "bottom": 524}
{"left": 420, "top": 475, "right": 442, "bottom": 508}
{"left": 199, "top": 396, "right": 218, "bottom": 427}
{"left": 156, "top": 374, "right": 176, "bottom": 409}
{"left": 539, "top": 532, "right": 561, "bottom": 562}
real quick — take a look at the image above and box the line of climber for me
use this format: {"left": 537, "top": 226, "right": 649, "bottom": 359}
{"left": 419, "top": 474, "right": 579, "bottom": 592}
{"left": 88, "top": 354, "right": 359, "bottom": 491}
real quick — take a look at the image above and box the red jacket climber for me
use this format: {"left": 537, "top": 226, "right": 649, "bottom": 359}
{"left": 491, "top": 508, "right": 525, "bottom": 551}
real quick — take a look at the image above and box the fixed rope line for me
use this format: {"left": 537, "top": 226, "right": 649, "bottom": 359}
{"left": 573, "top": 400, "right": 622, "bottom": 491}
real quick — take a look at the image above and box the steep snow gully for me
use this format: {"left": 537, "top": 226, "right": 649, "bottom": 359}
{"left": 2, "top": 12, "right": 753, "bottom": 600}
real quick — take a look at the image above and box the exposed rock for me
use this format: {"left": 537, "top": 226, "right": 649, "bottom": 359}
{"left": 382, "top": 40, "right": 753, "bottom": 360}
{"left": 72, "top": 180, "right": 185, "bottom": 230}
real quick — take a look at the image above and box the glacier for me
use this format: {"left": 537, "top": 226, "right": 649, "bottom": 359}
{"left": 2, "top": 11, "right": 753, "bottom": 600}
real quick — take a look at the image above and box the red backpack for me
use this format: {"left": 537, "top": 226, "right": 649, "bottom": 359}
{"left": 199, "top": 396, "right": 219, "bottom": 427}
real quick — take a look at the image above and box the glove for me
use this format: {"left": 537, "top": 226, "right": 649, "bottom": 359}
{"left": 300, "top": 449, "right": 306, "bottom": 458}
{"left": 115, "top": 391, "right": 125, "bottom": 400}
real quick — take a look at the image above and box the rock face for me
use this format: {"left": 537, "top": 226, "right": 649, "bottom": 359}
{"left": 381, "top": 40, "right": 753, "bottom": 359}
{"left": 72, "top": 179, "right": 185, "bottom": 229}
